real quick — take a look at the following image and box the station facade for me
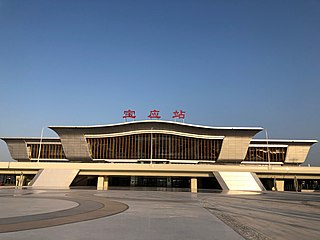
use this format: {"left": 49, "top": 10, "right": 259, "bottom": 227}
{"left": 1, "top": 120, "right": 319, "bottom": 191}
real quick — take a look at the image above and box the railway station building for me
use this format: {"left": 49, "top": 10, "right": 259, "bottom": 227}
{"left": 1, "top": 120, "right": 319, "bottom": 192}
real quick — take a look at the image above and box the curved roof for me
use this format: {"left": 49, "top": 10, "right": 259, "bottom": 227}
{"left": 49, "top": 120, "right": 263, "bottom": 137}
{"left": 49, "top": 120, "right": 263, "bottom": 130}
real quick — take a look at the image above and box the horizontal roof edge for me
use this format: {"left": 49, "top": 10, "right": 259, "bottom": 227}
{"left": 1, "top": 137, "right": 61, "bottom": 141}
{"left": 251, "top": 139, "right": 318, "bottom": 144}
{"left": 48, "top": 120, "right": 263, "bottom": 131}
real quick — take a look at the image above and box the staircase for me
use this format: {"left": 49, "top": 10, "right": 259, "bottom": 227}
{"left": 29, "top": 169, "right": 79, "bottom": 189}
{"left": 214, "top": 171, "right": 265, "bottom": 191}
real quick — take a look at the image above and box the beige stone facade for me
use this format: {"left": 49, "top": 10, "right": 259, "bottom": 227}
{"left": 1, "top": 120, "right": 318, "bottom": 192}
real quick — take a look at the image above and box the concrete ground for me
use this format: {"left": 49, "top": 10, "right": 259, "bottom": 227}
{"left": 198, "top": 190, "right": 320, "bottom": 240}
{"left": 0, "top": 188, "right": 319, "bottom": 240}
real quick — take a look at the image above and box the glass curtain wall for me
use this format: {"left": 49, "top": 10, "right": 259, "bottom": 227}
{"left": 244, "top": 147, "right": 287, "bottom": 162}
{"left": 87, "top": 133, "right": 222, "bottom": 161}
{"left": 27, "top": 144, "right": 66, "bottom": 159}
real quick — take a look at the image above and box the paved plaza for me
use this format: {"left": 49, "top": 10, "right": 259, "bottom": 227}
{"left": 0, "top": 188, "right": 319, "bottom": 240}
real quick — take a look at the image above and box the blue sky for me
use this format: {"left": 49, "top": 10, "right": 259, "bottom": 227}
{"left": 0, "top": 0, "right": 319, "bottom": 164}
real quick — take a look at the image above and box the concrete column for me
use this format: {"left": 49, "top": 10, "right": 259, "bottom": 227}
{"left": 97, "top": 176, "right": 104, "bottom": 190}
{"left": 103, "top": 176, "right": 109, "bottom": 191}
{"left": 275, "top": 180, "right": 284, "bottom": 191}
{"left": 20, "top": 175, "right": 25, "bottom": 187}
{"left": 191, "top": 178, "right": 197, "bottom": 193}
{"left": 15, "top": 176, "right": 20, "bottom": 187}
{"left": 97, "top": 176, "right": 109, "bottom": 190}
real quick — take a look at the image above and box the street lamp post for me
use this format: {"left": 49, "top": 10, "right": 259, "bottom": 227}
{"left": 37, "top": 127, "right": 45, "bottom": 163}
{"left": 265, "top": 128, "right": 271, "bottom": 170}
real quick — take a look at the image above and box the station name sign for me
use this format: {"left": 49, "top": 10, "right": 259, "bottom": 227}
{"left": 123, "top": 109, "right": 186, "bottom": 121}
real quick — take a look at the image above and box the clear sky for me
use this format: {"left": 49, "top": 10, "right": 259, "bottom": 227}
{"left": 0, "top": 1, "right": 319, "bottom": 164}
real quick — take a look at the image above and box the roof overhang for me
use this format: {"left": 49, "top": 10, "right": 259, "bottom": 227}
{"left": 251, "top": 139, "right": 318, "bottom": 145}
{"left": 49, "top": 120, "right": 263, "bottom": 131}
{"left": 49, "top": 120, "right": 263, "bottom": 138}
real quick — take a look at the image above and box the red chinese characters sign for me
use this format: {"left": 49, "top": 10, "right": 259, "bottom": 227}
{"left": 148, "top": 109, "right": 161, "bottom": 119}
{"left": 172, "top": 110, "right": 185, "bottom": 119}
{"left": 122, "top": 109, "right": 187, "bottom": 121}
{"left": 123, "top": 109, "right": 136, "bottom": 119}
